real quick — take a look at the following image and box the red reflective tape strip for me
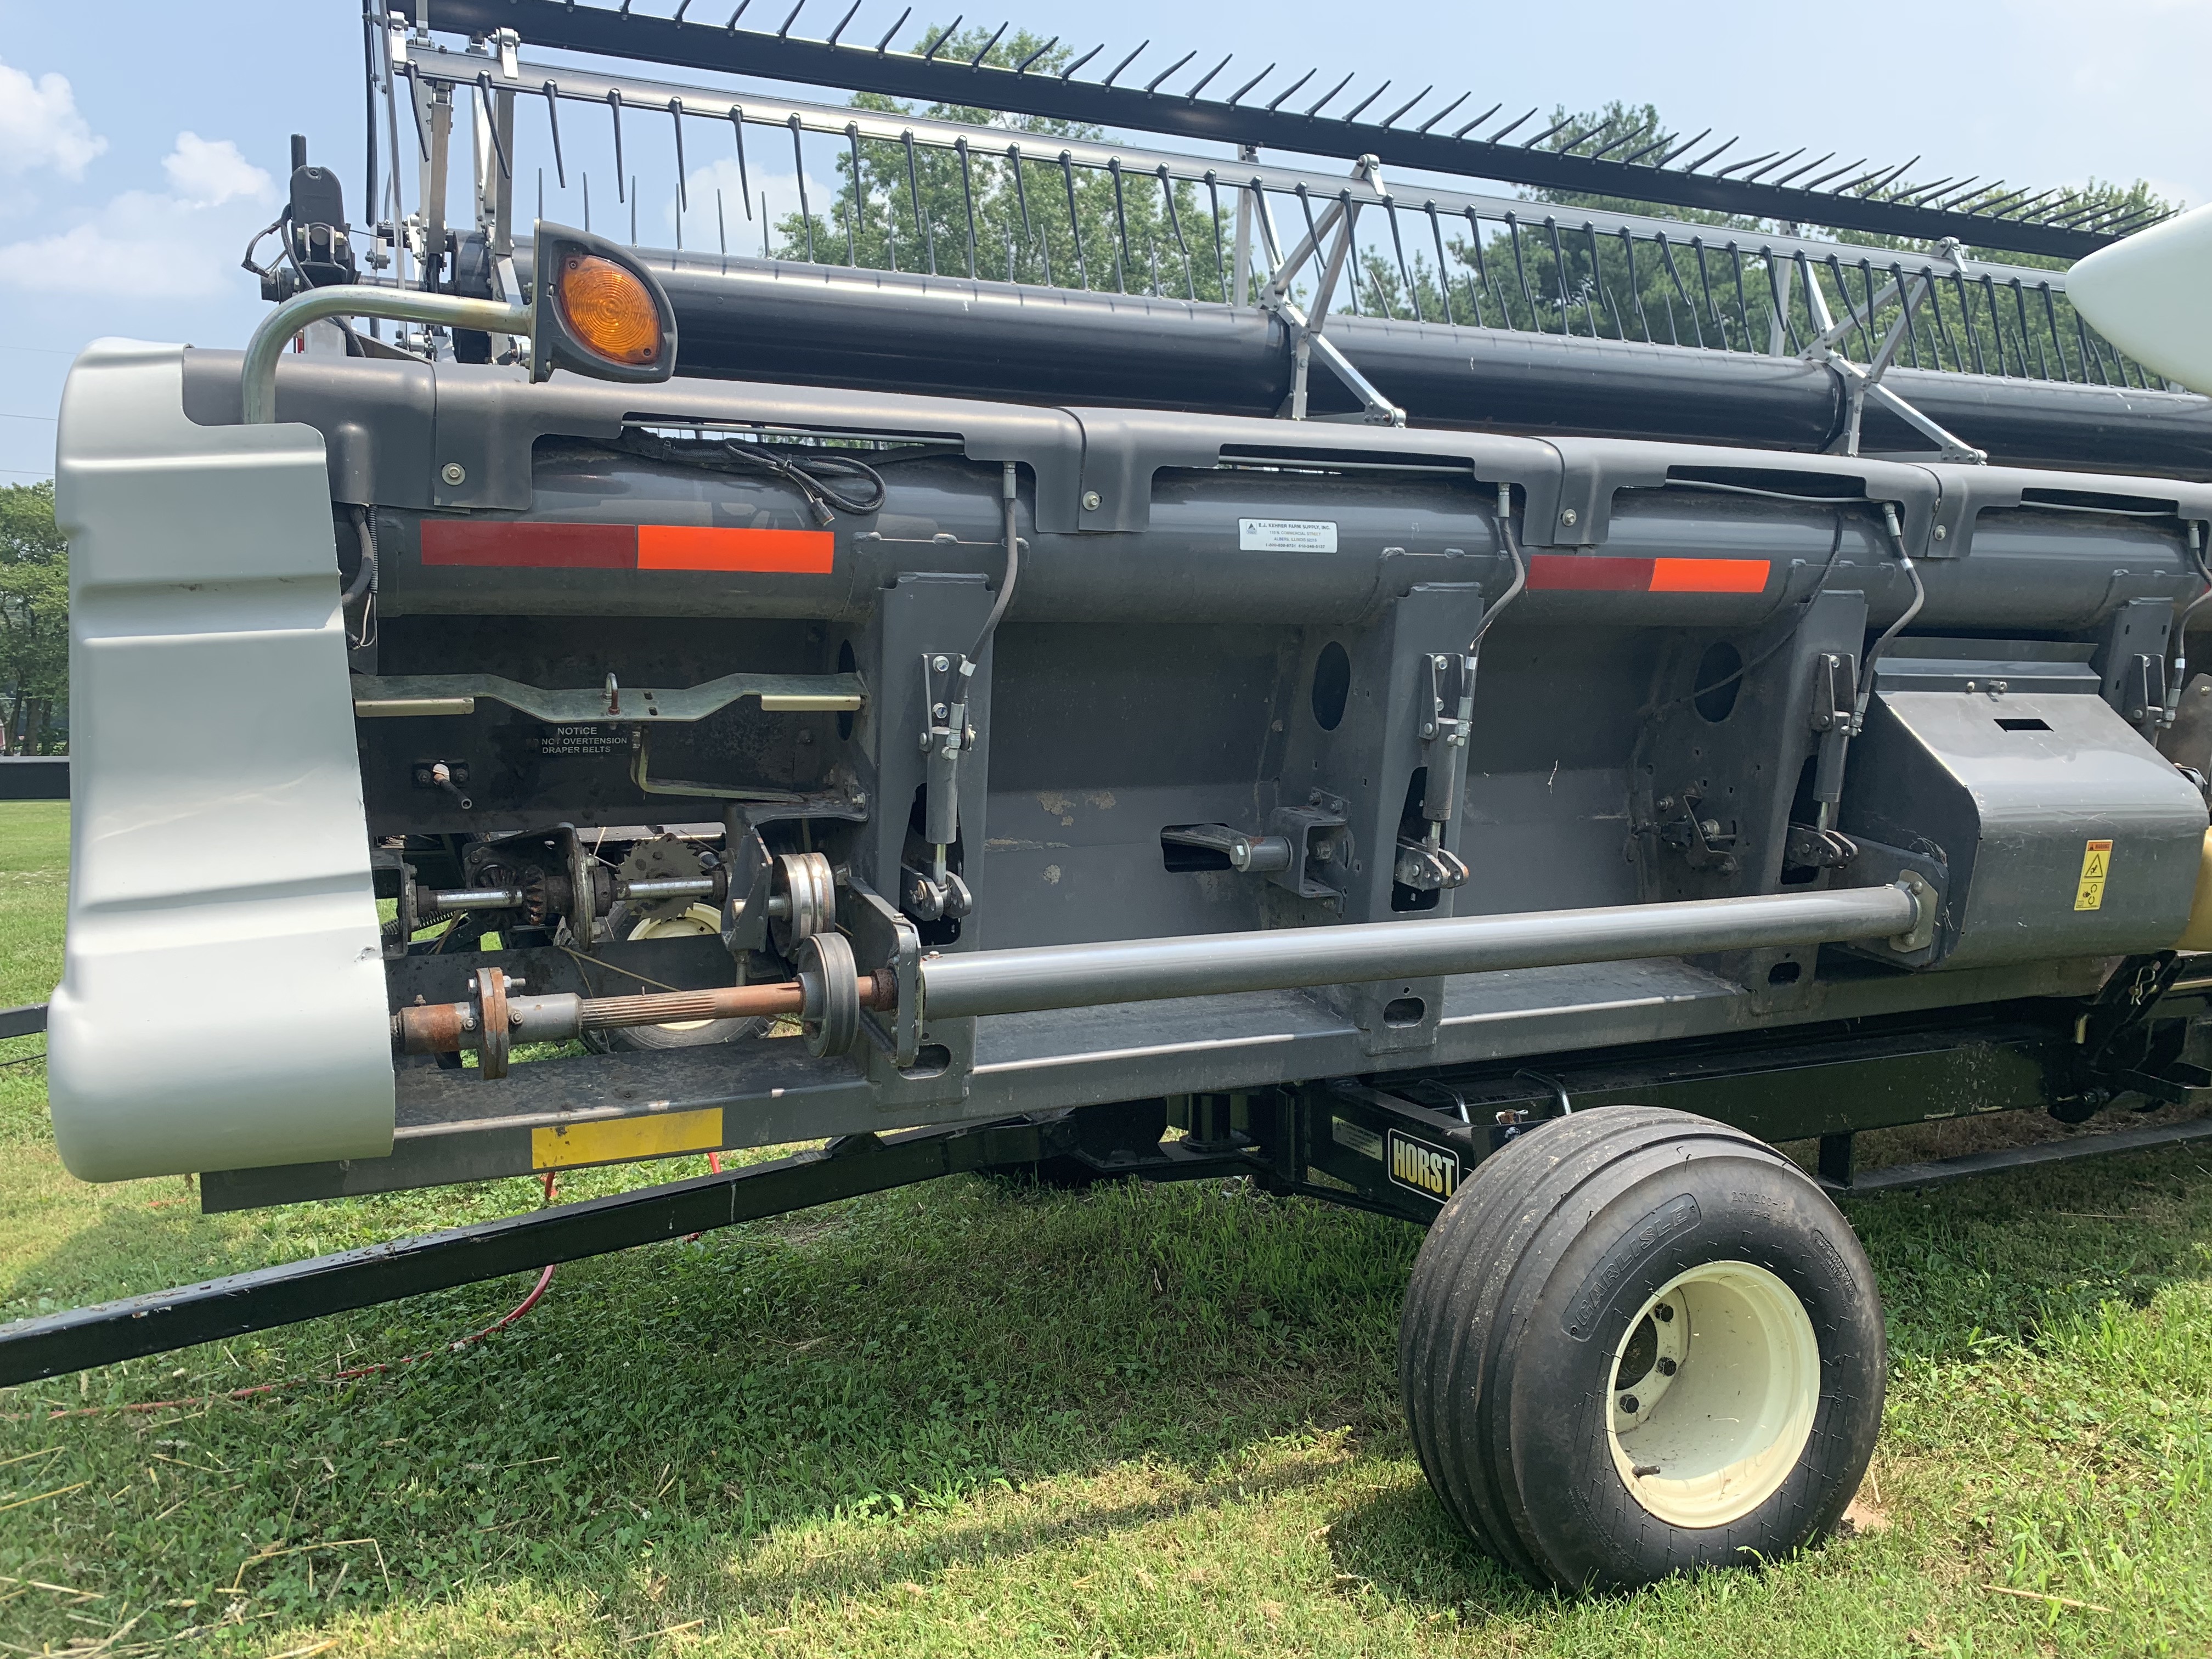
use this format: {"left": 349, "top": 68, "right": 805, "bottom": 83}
{"left": 1526, "top": 554, "right": 1770, "bottom": 594}
{"left": 420, "top": 522, "right": 636, "bottom": 568}
{"left": 1649, "top": 557, "right": 1771, "bottom": 593}
{"left": 636, "top": 526, "right": 836, "bottom": 573}
{"left": 1526, "top": 554, "right": 1654, "bottom": 591}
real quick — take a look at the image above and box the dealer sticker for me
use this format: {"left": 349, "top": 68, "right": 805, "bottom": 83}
{"left": 2075, "top": 838, "right": 2112, "bottom": 911}
{"left": 1239, "top": 517, "right": 1338, "bottom": 553}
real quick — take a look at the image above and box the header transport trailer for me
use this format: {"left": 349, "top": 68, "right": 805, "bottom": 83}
{"left": 9, "top": 0, "right": 2212, "bottom": 1593}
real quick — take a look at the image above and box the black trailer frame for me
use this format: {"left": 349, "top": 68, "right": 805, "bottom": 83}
{"left": 10, "top": 964, "right": 2212, "bottom": 1387}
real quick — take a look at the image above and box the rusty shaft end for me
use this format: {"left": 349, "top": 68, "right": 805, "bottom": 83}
{"left": 394, "top": 970, "right": 895, "bottom": 1055}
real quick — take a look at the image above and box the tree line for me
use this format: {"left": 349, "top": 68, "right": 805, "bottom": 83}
{"left": 0, "top": 481, "right": 65, "bottom": 756}
{"left": 770, "top": 35, "right": 2175, "bottom": 386}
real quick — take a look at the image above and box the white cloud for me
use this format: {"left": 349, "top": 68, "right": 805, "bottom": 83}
{"left": 0, "top": 132, "right": 274, "bottom": 299}
{"left": 162, "top": 132, "right": 269, "bottom": 209}
{"left": 0, "top": 58, "right": 106, "bottom": 181}
{"left": 655, "top": 157, "right": 838, "bottom": 256}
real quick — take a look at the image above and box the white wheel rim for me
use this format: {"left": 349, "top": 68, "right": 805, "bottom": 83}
{"left": 625, "top": 904, "right": 724, "bottom": 1031}
{"left": 1604, "top": 1259, "right": 1821, "bottom": 1530}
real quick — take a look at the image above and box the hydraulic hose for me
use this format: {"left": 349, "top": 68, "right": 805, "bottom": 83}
{"left": 2166, "top": 522, "right": 2212, "bottom": 726}
{"left": 969, "top": 462, "right": 1022, "bottom": 667}
{"left": 1854, "top": 502, "right": 1927, "bottom": 724}
{"left": 1468, "top": 481, "right": 1528, "bottom": 656}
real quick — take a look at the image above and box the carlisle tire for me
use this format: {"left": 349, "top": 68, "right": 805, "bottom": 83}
{"left": 1398, "top": 1105, "right": 1883, "bottom": 1592}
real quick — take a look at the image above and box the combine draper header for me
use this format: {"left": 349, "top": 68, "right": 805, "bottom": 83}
{"left": 13, "top": 0, "right": 2212, "bottom": 1596}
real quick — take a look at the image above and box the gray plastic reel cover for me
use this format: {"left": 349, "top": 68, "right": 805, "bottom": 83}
{"left": 46, "top": 341, "right": 393, "bottom": 1181}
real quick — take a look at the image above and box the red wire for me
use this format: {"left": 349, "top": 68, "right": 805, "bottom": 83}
{"left": 681, "top": 1152, "right": 725, "bottom": 1242}
{"left": 21, "top": 1175, "right": 565, "bottom": 1421}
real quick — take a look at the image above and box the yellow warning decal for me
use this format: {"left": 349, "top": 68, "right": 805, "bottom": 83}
{"left": 531, "top": 1107, "right": 724, "bottom": 1170}
{"left": 2075, "top": 839, "right": 2113, "bottom": 912}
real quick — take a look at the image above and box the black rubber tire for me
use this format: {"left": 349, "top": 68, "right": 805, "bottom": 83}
{"left": 1398, "top": 1105, "right": 1884, "bottom": 1592}
{"left": 582, "top": 902, "right": 768, "bottom": 1053}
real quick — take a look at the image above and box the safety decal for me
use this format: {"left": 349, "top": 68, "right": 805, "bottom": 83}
{"left": 2075, "top": 838, "right": 2112, "bottom": 912}
{"left": 1386, "top": 1127, "right": 1464, "bottom": 1203}
{"left": 422, "top": 521, "right": 835, "bottom": 573}
{"left": 1526, "top": 554, "right": 1771, "bottom": 594}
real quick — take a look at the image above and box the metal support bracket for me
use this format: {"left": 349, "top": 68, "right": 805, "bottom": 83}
{"left": 1804, "top": 239, "right": 1987, "bottom": 464}
{"left": 1266, "top": 793, "right": 1352, "bottom": 901}
{"left": 1160, "top": 823, "right": 1295, "bottom": 874}
{"left": 1257, "top": 156, "right": 1406, "bottom": 427}
{"left": 841, "top": 872, "right": 924, "bottom": 1068}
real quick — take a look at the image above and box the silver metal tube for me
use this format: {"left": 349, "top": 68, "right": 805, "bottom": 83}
{"left": 509, "top": 992, "right": 585, "bottom": 1042}
{"left": 241, "top": 284, "right": 531, "bottom": 423}
{"left": 422, "top": 886, "right": 527, "bottom": 910}
{"left": 617, "top": 876, "right": 717, "bottom": 900}
{"left": 919, "top": 885, "right": 1921, "bottom": 1020}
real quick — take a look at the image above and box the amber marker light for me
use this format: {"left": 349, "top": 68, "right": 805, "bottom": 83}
{"left": 528, "top": 222, "right": 676, "bottom": 385}
{"left": 556, "top": 253, "right": 662, "bottom": 365}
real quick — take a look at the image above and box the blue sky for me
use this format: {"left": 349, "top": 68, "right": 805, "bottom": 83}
{"left": 2, "top": 0, "right": 2206, "bottom": 484}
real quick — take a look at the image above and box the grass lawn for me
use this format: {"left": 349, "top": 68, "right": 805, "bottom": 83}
{"left": 1, "top": 796, "right": 2209, "bottom": 1656}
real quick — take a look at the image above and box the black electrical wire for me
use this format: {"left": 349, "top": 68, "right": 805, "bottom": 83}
{"left": 1637, "top": 515, "right": 1855, "bottom": 723}
{"left": 714, "top": 441, "right": 887, "bottom": 524}
{"left": 1660, "top": 477, "right": 1892, "bottom": 507}
{"left": 610, "top": 430, "right": 888, "bottom": 525}
{"left": 346, "top": 504, "right": 379, "bottom": 650}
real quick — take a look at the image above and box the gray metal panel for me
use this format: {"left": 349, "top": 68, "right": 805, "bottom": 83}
{"left": 1844, "top": 690, "right": 2208, "bottom": 967}
{"left": 49, "top": 341, "right": 394, "bottom": 1182}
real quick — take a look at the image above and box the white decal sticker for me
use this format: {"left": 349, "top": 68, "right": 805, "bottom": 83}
{"left": 1239, "top": 517, "right": 1339, "bottom": 552}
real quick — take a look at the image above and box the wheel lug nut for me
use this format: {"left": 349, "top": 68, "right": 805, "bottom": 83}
{"left": 1655, "top": 1304, "right": 1674, "bottom": 1322}
{"left": 1618, "top": 1393, "right": 1640, "bottom": 1414}
{"left": 1656, "top": 1357, "right": 1677, "bottom": 1376}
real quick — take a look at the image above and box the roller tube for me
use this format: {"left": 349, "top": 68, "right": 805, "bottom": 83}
{"left": 919, "top": 885, "right": 1921, "bottom": 1020}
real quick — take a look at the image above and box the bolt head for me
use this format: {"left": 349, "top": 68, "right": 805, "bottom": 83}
{"left": 441, "top": 461, "right": 467, "bottom": 486}
{"left": 932, "top": 654, "right": 950, "bottom": 672}
{"left": 1656, "top": 1356, "right": 1677, "bottom": 1376}
{"left": 1560, "top": 507, "right": 1579, "bottom": 527}
{"left": 1081, "top": 490, "right": 1102, "bottom": 511}
{"left": 1934, "top": 523, "right": 1948, "bottom": 540}
{"left": 1654, "top": 1303, "right": 1674, "bottom": 1322}
{"left": 1618, "top": 1393, "right": 1639, "bottom": 1414}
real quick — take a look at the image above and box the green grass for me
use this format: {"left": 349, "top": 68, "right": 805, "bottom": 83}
{"left": 2, "top": 798, "right": 2210, "bottom": 1656}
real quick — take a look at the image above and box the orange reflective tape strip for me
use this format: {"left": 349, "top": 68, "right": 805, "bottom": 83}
{"left": 635, "top": 526, "right": 836, "bottom": 573}
{"left": 1647, "top": 557, "right": 1771, "bottom": 594}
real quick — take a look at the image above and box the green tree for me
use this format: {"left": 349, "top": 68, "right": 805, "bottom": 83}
{"left": 775, "top": 24, "right": 1239, "bottom": 301}
{"left": 1359, "top": 100, "right": 2186, "bottom": 387}
{"left": 772, "top": 52, "right": 2181, "bottom": 388}
{"left": 0, "top": 479, "right": 68, "bottom": 755}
